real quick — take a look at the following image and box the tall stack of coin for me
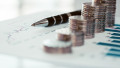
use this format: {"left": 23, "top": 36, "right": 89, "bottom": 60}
{"left": 104, "top": 0, "right": 116, "bottom": 27}
{"left": 82, "top": 2, "right": 95, "bottom": 39}
{"left": 92, "top": 0, "right": 106, "bottom": 33}
{"left": 82, "top": 2, "right": 94, "bottom": 19}
{"left": 95, "top": 4, "right": 106, "bottom": 33}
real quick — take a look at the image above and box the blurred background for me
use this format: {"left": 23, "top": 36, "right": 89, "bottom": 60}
{"left": 0, "top": 0, "right": 119, "bottom": 68}
{"left": 0, "top": 0, "right": 119, "bottom": 21}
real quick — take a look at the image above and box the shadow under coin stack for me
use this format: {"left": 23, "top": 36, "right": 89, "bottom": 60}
{"left": 104, "top": 0, "right": 116, "bottom": 27}
{"left": 82, "top": 2, "right": 95, "bottom": 39}
{"left": 92, "top": 0, "right": 106, "bottom": 33}
{"left": 43, "top": 28, "right": 72, "bottom": 54}
{"left": 69, "top": 16, "right": 84, "bottom": 46}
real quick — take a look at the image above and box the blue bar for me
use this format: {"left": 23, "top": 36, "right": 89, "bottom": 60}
{"left": 112, "top": 40, "right": 120, "bottom": 43}
{"left": 111, "top": 33, "right": 120, "bottom": 36}
{"left": 106, "top": 53, "right": 120, "bottom": 57}
{"left": 115, "top": 24, "right": 120, "bottom": 26}
{"left": 115, "top": 27, "right": 120, "bottom": 30}
{"left": 110, "top": 36, "right": 120, "bottom": 39}
{"left": 105, "top": 29, "right": 120, "bottom": 32}
{"left": 97, "top": 42, "right": 120, "bottom": 48}
{"left": 110, "top": 48, "right": 120, "bottom": 52}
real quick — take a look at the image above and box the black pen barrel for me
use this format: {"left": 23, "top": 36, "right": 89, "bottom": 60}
{"left": 46, "top": 10, "right": 81, "bottom": 27}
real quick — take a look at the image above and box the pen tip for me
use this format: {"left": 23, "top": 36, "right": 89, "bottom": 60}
{"left": 31, "top": 23, "right": 35, "bottom": 26}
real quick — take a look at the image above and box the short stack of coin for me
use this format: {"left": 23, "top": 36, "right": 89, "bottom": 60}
{"left": 92, "top": 0, "right": 106, "bottom": 33}
{"left": 69, "top": 16, "right": 82, "bottom": 32}
{"left": 69, "top": 15, "right": 95, "bottom": 39}
{"left": 71, "top": 30, "right": 84, "bottom": 46}
{"left": 104, "top": 0, "right": 116, "bottom": 27}
{"left": 43, "top": 28, "right": 72, "bottom": 54}
{"left": 56, "top": 28, "right": 71, "bottom": 42}
{"left": 69, "top": 16, "right": 85, "bottom": 46}
{"left": 43, "top": 39, "right": 72, "bottom": 54}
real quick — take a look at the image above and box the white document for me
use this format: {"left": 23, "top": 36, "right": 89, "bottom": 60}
{"left": 0, "top": 11, "right": 120, "bottom": 68}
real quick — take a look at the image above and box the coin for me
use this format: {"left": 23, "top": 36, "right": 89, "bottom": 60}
{"left": 71, "top": 30, "right": 84, "bottom": 46}
{"left": 92, "top": 0, "right": 103, "bottom": 6}
{"left": 95, "top": 19, "right": 105, "bottom": 33}
{"left": 82, "top": 2, "right": 94, "bottom": 17}
{"left": 105, "top": 20, "right": 115, "bottom": 27}
{"left": 56, "top": 28, "right": 71, "bottom": 42}
{"left": 43, "top": 39, "right": 72, "bottom": 54}
{"left": 69, "top": 16, "right": 95, "bottom": 39}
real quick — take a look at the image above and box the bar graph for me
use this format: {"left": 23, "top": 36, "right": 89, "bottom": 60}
{"left": 112, "top": 40, "right": 120, "bottom": 43}
{"left": 111, "top": 33, "right": 120, "bottom": 36}
{"left": 115, "top": 24, "right": 120, "bottom": 26}
{"left": 97, "top": 42, "right": 120, "bottom": 48}
{"left": 105, "top": 29, "right": 120, "bottom": 33}
{"left": 106, "top": 49, "right": 120, "bottom": 57}
{"left": 115, "top": 27, "right": 120, "bottom": 29}
{"left": 110, "top": 36, "right": 120, "bottom": 39}
{"left": 106, "top": 53, "right": 120, "bottom": 57}
{"left": 109, "top": 48, "right": 120, "bottom": 52}
{"left": 97, "top": 25, "right": 120, "bottom": 58}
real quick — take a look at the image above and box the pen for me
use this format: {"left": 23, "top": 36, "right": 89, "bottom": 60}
{"left": 31, "top": 10, "right": 81, "bottom": 27}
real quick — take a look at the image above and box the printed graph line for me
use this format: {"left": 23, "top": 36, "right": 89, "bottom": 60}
{"left": 6, "top": 26, "right": 29, "bottom": 43}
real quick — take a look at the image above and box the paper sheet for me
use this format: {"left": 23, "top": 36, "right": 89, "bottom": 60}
{"left": 0, "top": 11, "right": 120, "bottom": 68}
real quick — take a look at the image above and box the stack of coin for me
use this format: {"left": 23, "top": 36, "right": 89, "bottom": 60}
{"left": 102, "top": 0, "right": 106, "bottom": 3}
{"left": 69, "top": 16, "right": 82, "bottom": 32}
{"left": 85, "top": 18, "right": 95, "bottom": 39}
{"left": 94, "top": 4, "right": 106, "bottom": 33}
{"left": 95, "top": 19, "right": 105, "bottom": 32}
{"left": 56, "top": 28, "right": 71, "bottom": 42}
{"left": 105, "top": 0, "right": 116, "bottom": 6}
{"left": 82, "top": 2, "right": 95, "bottom": 19}
{"left": 43, "top": 28, "right": 72, "bottom": 54}
{"left": 71, "top": 30, "right": 84, "bottom": 46}
{"left": 104, "top": 0, "right": 116, "bottom": 27}
{"left": 81, "top": 2, "right": 95, "bottom": 38}
{"left": 69, "top": 16, "right": 95, "bottom": 39}
{"left": 92, "top": 0, "right": 103, "bottom": 6}
{"left": 43, "top": 39, "right": 72, "bottom": 54}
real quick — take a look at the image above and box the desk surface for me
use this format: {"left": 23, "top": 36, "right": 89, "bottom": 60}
{"left": 0, "top": 11, "right": 120, "bottom": 68}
